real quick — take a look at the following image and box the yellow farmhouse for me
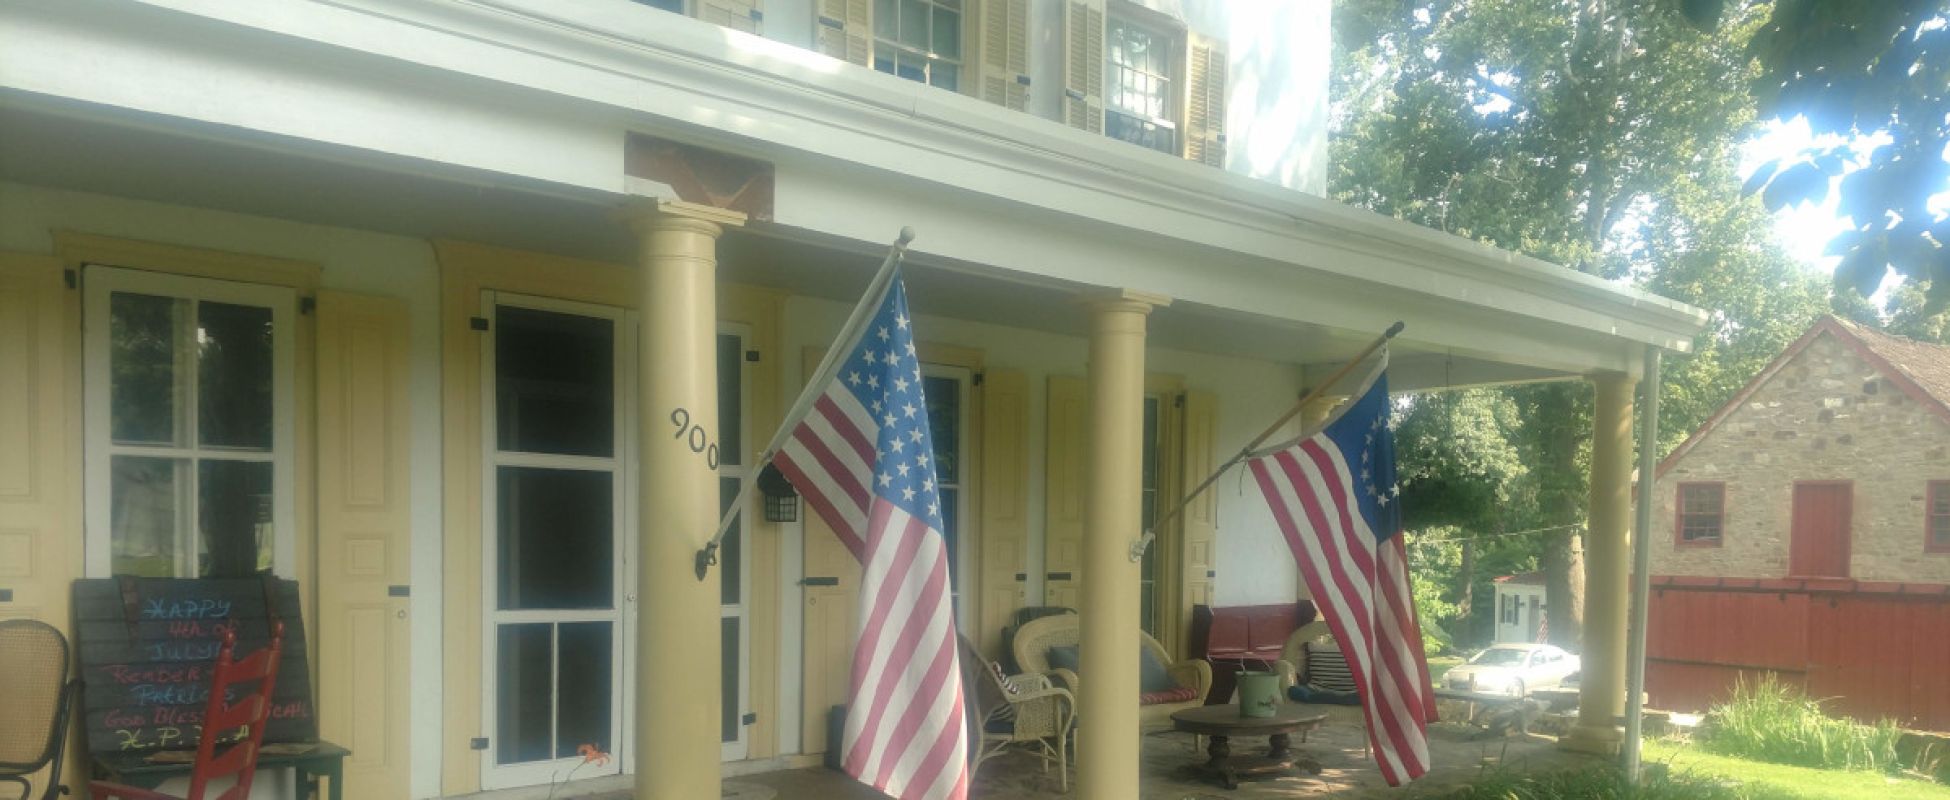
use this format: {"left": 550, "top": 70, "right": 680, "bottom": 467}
{"left": 0, "top": 1, "right": 1706, "bottom": 798}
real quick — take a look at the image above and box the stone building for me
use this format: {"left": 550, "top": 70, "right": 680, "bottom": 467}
{"left": 1652, "top": 316, "right": 1950, "bottom": 585}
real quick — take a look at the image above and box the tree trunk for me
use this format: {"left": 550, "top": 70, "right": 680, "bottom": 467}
{"left": 1525, "top": 382, "right": 1587, "bottom": 651}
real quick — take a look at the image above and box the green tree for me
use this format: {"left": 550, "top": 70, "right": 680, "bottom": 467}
{"left": 1335, "top": 0, "right": 1834, "bottom": 650}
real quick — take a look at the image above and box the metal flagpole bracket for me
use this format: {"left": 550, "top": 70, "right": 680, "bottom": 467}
{"left": 1129, "top": 530, "right": 1155, "bottom": 562}
{"left": 692, "top": 226, "right": 918, "bottom": 581}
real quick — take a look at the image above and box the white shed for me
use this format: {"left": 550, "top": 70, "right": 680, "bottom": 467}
{"left": 1493, "top": 572, "right": 1549, "bottom": 644}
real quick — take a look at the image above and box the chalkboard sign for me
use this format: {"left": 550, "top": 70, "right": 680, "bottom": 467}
{"left": 72, "top": 577, "right": 317, "bottom": 755}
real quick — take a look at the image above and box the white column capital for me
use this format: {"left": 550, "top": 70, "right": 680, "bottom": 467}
{"left": 1076, "top": 287, "right": 1172, "bottom": 315}
{"left": 620, "top": 199, "right": 748, "bottom": 237}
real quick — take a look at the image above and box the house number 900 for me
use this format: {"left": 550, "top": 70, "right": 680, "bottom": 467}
{"left": 669, "top": 407, "right": 719, "bottom": 469}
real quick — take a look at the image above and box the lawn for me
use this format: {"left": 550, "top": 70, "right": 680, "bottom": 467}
{"left": 1642, "top": 737, "right": 1950, "bottom": 800}
{"left": 1426, "top": 654, "right": 1463, "bottom": 676}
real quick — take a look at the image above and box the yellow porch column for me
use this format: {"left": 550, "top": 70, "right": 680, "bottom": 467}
{"left": 1567, "top": 371, "right": 1634, "bottom": 754}
{"left": 1077, "top": 288, "right": 1169, "bottom": 799}
{"left": 628, "top": 201, "right": 744, "bottom": 799}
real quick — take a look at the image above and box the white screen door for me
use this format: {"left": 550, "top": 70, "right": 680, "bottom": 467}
{"left": 480, "top": 293, "right": 633, "bottom": 789}
{"left": 718, "top": 327, "right": 753, "bottom": 761}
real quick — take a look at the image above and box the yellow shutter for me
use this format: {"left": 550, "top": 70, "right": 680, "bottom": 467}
{"left": 1177, "top": 390, "right": 1218, "bottom": 642}
{"left": 1043, "top": 375, "right": 1086, "bottom": 607}
{"left": 816, "top": 0, "right": 872, "bottom": 66}
{"left": 976, "top": 369, "right": 1029, "bottom": 657}
{"left": 698, "top": 0, "right": 763, "bottom": 34}
{"left": 797, "top": 347, "right": 862, "bottom": 754}
{"left": 0, "top": 252, "right": 80, "bottom": 800}
{"left": 1061, "top": 0, "right": 1105, "bottom": 132}
{"left": 976, "top": 0, "right": 1031, "bottom": 111}
{"left": 1184, "top": 34, "right": 1228, "bottom": 167}
{"left": 315, "top": 291, "right": 413, "bottom": 799}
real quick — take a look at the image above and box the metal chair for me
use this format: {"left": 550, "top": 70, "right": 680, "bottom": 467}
{"left": 88, "top": 624, "right": 285, "bottom": 800}
{"left": 0, "top": 618, "right": 77, "bottom": 800}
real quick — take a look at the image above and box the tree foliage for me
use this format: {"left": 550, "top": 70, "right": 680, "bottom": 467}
{"left": 1335, "top": 0, "right": 1836, "bottom": 649}
{"left": 1733, "top": 1, "right": 1950, "bottom": 308}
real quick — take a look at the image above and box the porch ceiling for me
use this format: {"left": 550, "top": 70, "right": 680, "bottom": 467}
{"left": 2, "top": 96, "right": 1583, "bottom": 390}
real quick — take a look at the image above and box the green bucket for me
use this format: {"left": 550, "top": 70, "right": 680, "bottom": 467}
{"left": 1237, "top": 664, "right": 1281, "bottom": 718}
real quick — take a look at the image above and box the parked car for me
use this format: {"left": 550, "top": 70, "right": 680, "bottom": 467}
{"left": 1440, "top": 644, "right": 1580, "bottom": 697}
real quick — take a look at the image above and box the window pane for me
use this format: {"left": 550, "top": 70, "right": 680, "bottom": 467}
{"left": 874, "top": 53, "right": 897, "bottom": 76}
{"left": 718, "top": 334, "right": 743, "bottom": 467}
{"left": 199, "top": 460, "right": 273, "bottom": 577}
{"left": 495, "top": 623, "right": 553, "bottom": 764}
{"left": 874, "top": 0, "right": 896, "bottom": 39}
{"left": 940, "top": 486, "right": 959, "bottom": 589}
{"left": 496, "top": 306, "right": 615, "bottom": 458}
{"left": 923, "top": 376, "right": 958, "bottom": 483}
{"left": 498, "top": 467, "right": 614, "bottom": 610}
{"left": 111, "top": 456, "right": 189, "bottom": 577}
{"left": 932, "top": 62, "right": 959, "bottom": 91}
{"left": 1142, "top": 398, "right": 1159, "bottom": 490}
{"left": 634, "top": 0, "right": 685, "bottom": 11}
{"left": 556, "top": 622, "right": 613, "bottom": 758}
{"left": 720, "top": 477, "right": 743, "bottom": 605}
{"left": 900, "top": 0, "right": 928, "bottom": 48}
{"left": 198, "top": 301, "right": 274, "bottom": 450}
{"left": 721, "top": 617, "right": 741, "bottom": 742}
{"left": 110, "top": 292, "right": 187, "bottom": 446}
{"left": 932, "top": 6, "right": 959, "bottom": 58}
{"left": 897, "top": 51, "right": 927, "bottom": 83}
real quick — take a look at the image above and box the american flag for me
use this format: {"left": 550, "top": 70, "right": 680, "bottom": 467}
{"left": 1245, "top": 357, "right": 1438, "bottom": 785}
{"left": 773, "top": 270, "right": 968, "bottom": 800}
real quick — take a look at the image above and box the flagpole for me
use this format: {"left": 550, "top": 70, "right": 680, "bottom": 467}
{"left": 696, "top": 227, "right": 917, "bottom": 580}
{"left": 1132, "top": 321, "right": 1404, "bottom": 561}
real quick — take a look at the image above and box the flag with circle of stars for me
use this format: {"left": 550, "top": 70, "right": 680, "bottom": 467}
{"left": 1317, "top": 366, "right": 1403, "bottom": 543}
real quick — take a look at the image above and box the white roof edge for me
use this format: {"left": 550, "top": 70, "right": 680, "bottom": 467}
{"left": 151, "top": 0, "right": 1714, "bottom": 344}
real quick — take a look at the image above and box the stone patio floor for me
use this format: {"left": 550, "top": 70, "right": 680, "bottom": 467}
{"left": 715, "top": 702, "right": 1598, "bottom": 799}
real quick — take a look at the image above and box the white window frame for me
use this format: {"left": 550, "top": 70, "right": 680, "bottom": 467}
{"left": 872, "top": 0, "right": 967, "bottom": 91}
{"left": 1104, "top": 8, "right": 1183, "bottom": 155}
{"left": 82, "top": 266, "right": 298, "bottom": 579}
{"left": 478, "top": 291, "right": 634, "bottom": 790}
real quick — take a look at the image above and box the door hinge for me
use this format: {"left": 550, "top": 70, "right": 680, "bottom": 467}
{"left": 972, "top": 372, "right": 985, "bottom": 387}
{"left": 0, "top": 588, "right": 13, "bottom": 602}
{"left": 63, "top": 269, "right": 77, "bottom": 290}
{"left": 742, "top": 712, "right": 758, "bottom": 726}
{"left": 1014, "top": 573, "right": 1026, "bottom": 582}
{"left": 1175, "top": 393, "right": 1186, "bottom": 408}
{"left": 299, "top": 296, "right": 316, "bottom": 315}
{"left": 470, "top": 316, "right": 490, "bottom": 331}
{"left": 388, "top": 585, "right": 410, "bottom": 597}
{"left": 470, "top": 737, "right": 489, "bottom": 751}
{"left": 745, "top": 349, "right": 761, "bottom": 363}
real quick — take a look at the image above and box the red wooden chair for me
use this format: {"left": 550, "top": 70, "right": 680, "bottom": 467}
{"left": 90, "top": 623, "right": 286, "bottom": 800}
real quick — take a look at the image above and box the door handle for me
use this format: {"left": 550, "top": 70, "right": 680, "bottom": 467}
{"left": 1047, "top": 572, "right": 1073, "bottom": 581}
{"left": 801, "top": 576, "right": 840, "bottom": 587}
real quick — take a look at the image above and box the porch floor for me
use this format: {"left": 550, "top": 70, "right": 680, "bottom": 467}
{"left": 590, "top": 703, "right": 1595, "bottom": 798}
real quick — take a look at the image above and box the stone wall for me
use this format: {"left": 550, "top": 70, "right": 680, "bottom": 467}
{"left": 1652, "top": 332, "right": 1950, "bottom": 583}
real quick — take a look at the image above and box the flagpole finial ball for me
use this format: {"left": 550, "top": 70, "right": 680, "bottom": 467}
{"left": 1385, "top": 321, "right": 1406, "bottom": 338}
{"left": 897, "top": 226, "right": 917, "bottom": 247}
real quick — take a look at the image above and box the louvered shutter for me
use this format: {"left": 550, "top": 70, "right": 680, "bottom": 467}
{"left": 976, "top": 0, "right": 1030, "bottom": 111}
{"left": 698, "top": 0, "right": 764, "bottom": 34}
{"left": 1185, "top": 34, "right": 1228, "bottom": 166}
{"left": 815, "top": 0, "right": 871, "bottom": 66}
{"left": 1043, "top": 375, "right": 1086, "bottom": 607}
{"left": 1061, "top": 0, "right": 1105, "bottom": 133}
{"left": 977, "top": 369, "right": 1030, "bottom": 657}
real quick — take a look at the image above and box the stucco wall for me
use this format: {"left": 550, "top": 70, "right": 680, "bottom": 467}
{"left": 1652, "top": 331, "right": 1950, "bottom": 584}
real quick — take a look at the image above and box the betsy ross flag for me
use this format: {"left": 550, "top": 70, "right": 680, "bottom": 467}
{"left": 773, "top": 270, "right": 968, "bottom": 800}
{"left": 1245, "top": 356, "right": 1438, "bottom": 785}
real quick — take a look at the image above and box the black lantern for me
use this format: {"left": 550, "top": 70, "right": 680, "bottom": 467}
{"left": 759, "top": 462, "right": 799, "bottom": 522}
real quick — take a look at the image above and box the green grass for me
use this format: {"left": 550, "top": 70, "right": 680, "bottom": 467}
{"left": 1643, "top": 737, "right": 1950, "bottom": 800}
{"left": 1701, "top": 674, "right": 1904, "bottom": 772}
{"left": 1427, "top": 654, "right": 1464, "bottom": 676}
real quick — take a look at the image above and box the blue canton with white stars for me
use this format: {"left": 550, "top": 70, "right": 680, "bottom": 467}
{"left": 838, "top": 272, "right": 944, "bottom": 526}
{"left": 1318, "top": 370, "right": 1402, "bottom": 543}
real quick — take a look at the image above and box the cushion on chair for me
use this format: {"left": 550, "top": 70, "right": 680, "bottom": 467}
{"left": 1304, "top": 641, "right": 1357, "bottom": 694}
{"left": 1044, "top": 644, "right": 1181, "bottom": 694}
{"left": 1139, "top": 686, "right": 1199, "bottom": 705}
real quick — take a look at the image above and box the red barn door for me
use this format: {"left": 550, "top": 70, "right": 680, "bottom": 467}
{"left": 1789, "top": 482, "right": 1852, "bottom": 578}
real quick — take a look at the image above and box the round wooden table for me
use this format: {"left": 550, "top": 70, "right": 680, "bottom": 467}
{"left": 1170, "top": 704, "right": 1328, "bottom": 789}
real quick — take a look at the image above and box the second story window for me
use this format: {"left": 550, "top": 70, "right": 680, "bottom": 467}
{"left": 873, "top": 0, "right": 961, "bottom": 90}
{"left": 1105, "top": 14, "right": 1177, "bottom": 154}
{"left": 1929, "top": 481, "right": 1950, "bottom": 553}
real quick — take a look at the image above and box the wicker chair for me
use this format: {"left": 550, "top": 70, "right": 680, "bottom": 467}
{"left": 0, "top": 619, "right": 77, "bottom": 800}
{"left": 1272, "top": 619, "right": 1335, "bottom": 696}
{"left": 959, "top": 635, "right": 1074, "bottom": 790}
{"left": 1009, "top": 615, "right": 1211, "bottom": 732}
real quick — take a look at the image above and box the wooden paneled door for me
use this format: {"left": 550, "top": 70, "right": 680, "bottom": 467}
{"left": 1789, "top": 481, "right": 1852, "bottom": 579}
{"left": 315, "top": 291, "right": 413, "bottom": 799}
{"left": 1043, "top": 376, "right": 1086, "bottom": 608}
